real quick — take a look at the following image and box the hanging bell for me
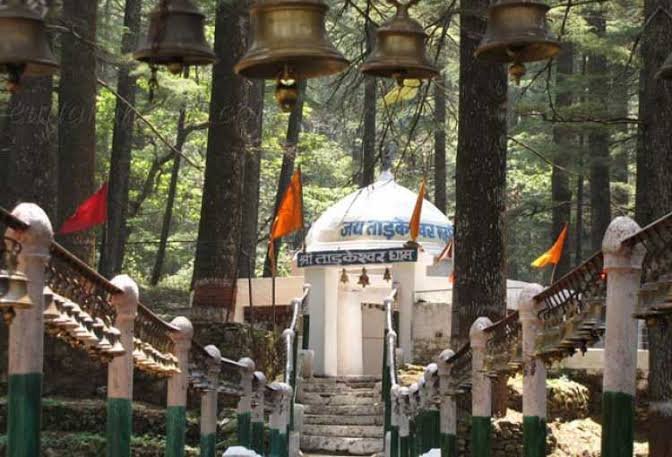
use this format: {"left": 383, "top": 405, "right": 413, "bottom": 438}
{"left": 383, "top": 267, "right": 392, "bottom": 282}
{"left": 235, "top": 0, "right": 348, "bottom": 81}
{"left": 0, "top": 2, "right": 59, "bottom": 92}
{"left": 0, "top": 268, "right": 31, "bottom": 310}
{"left": 358, "top": 268, "right": 370, "bottom": 288}
{"left": 340, "top": 268, "right": 349, "bottom": 284}
{"left": 657, "top": 52, "right": 672, "bottom": 80}
{"left": 361, "top": 0, "right": 439, "bottom": 85}
{"left": 134, "top": 0, "right": 216, "bottom": 75}
{"left": 475, "top": 0, "right": 560, "bottom": 84}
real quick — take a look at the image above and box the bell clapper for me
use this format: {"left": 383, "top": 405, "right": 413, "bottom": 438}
{"left": 167, "top": 61, "right": 184, "bottom": 76}
{"left": 5, "top": 63, "right": 26, "bottom": 93}
{"left": 148, "top": 65, "right": 159, "bottom": 102}
{"left": 275, "top": 67, "right": 300, "bottom": 113}
{"left": 509, "top": 61, "right": 526, "bottom": 85}
{"left": 3, "top": 307, "right": 15, "bottom": 326}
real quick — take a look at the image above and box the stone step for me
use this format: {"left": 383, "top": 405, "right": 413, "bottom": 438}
{"left": 304, "top": 404, "right": 383, "bottom": 416}
{"left": 301, "top": 392, "right": 377, "bottom": 406}
{"left": 304, "top": 425, "right": 384, "bottom": 439}
{"left": 302, "top": 383, "right": 379, "bottom": 394}
{"left": 309, "top": 375, "right": 381, "bottom": 383}
{"left": 301, "top": 435, "right": 384, "bottom": 455}
{"left": 304, "top": 414, "right": 384, "bottom": 426}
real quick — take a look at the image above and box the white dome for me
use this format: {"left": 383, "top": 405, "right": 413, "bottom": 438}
{"left": 306, "top": 171, "right": 453, "bottom": 256}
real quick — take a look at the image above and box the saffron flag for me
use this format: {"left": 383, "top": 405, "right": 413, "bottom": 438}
{"left": 270, "top": 169, "right": 304, "bottom": 242}
{"left": 531, "top": 223, "right": 568, "bottom": 268}
{"left": 409, "top": 180, "right": 426, "bottom": 242}
{"left": 59, "top": 183, "right": 109, "bottom": 234}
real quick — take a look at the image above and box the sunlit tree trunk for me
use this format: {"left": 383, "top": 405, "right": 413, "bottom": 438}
{"left": 361, "top": 12, "right": 377, "bottom": 187}
{"left": 99, "top": 0, "right": 141, "bottom": 278}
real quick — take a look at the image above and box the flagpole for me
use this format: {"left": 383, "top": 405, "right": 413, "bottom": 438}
{"left": 550, "top": 262, "right": 559, "bottom": 285}
{"left": 271, "top": 242, "right": 277, "bottom": 334}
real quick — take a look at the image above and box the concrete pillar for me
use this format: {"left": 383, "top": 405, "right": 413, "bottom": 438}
{"left": 6, "top": 204, "right": 53, "bottom": 457}
{"left": 438, "top": 350, "right": 457, "bottom": 457}
{"left": 470, "top": 317, "right": 493, "bottom": 457}
{"left": 106, "top": 275, "right": 139, "bottom": 457}
{"left": 337, "top": 283, "right": 363, "bottom": 375}
{"left": 391, "top": 261, "right": 424, "bottom": 363}
{"left": 251, "top": 371, "right": 267, "bottom": 455}
{"left": 390, "top": 385, "right": 401, "bottom": 457}
{"left": 399, "top": 388, "right": 411, "bottom": 457}
{"left": 200, "top": 345, "right": 221, "bottom": 457}
{"left": 600, "top": 217, "right": 644, "bottom": 457}
{"left": 166, "top": 316, "right": 193, "bottom": 457}
{"left": 289, "top": 403, "right": 304, "bottom": 457}
{"left": 409, "top": 383, "right": 419, "bottom": 457}
{"left": 304, "top": 267, "right": 339, "bottom": 376}
{"left": 423, "top": 364, "right": 440, "bottom": 451}
{"left": 269, "top": 383, "right": 291, "bottom": 457}
{"left": 518, "top": 284, "right": 547, "bottom": 457}
{"left": 237, "top": 357, "right": 256, "bottom": 448}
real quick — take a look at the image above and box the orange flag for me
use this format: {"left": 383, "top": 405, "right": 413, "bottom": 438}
{"left": 409, "top": 180, "right": 426, "bottom": 242}
{"left": 531, "top": 223, "right": 568, "bottom": 268}
{"left": 270, "top": 168, "right": 304, "bottom": 242}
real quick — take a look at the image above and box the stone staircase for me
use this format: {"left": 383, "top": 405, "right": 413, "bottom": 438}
{"left": 299, "top": 376, "right": 384, "bottom": 456}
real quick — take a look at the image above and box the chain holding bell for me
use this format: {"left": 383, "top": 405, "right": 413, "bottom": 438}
{"left": 0, "top": 1, "right": 59, "bottom": 92}
{"left": 475, "top": 0, "right": 560, "bottom": 84}
{"left": 134, "top": 0, "right": 215, "bottom": 77}
{"left": 361, "top": 0, "right": 439, "bottom": 85}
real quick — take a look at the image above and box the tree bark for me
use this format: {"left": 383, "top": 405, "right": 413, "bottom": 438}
{"left": 238, "top": 81, "right": 265, "bottom": 278}
{"left": 551, "top": 44, "right": 573, "bottom": 279}
{"left": 192, "top": 0, "right": 249, "bottom": 317}
{"left": 150, "top": 109, "right": 187, "bottom": 286}
{"left": 434, "top": 78, "right": 447, "bottom": 213}
{"left": 2, "top": 76, "right": 57, "bottom": 219}
{"left": 99, "top": 0, "right": 142, "bottom": 278}
{"left": 638, "top": 1, "right": 672, "bottom": 455}
{"left": 262, "top": 80, "right": 307, "bottom": 277}
{"left": 451, "top": 0, "right": 508, "bottom": 347}
{"left": 586, "top": 11, "right": 611, "bottom": 253}
{"left": 574, "top": 172, "right": 584, "bottom": 266}
{"left": 57, "top": 0, "right": 97, "bottom": 262}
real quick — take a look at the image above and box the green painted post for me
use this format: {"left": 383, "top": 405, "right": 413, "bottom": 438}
{"left": 390, "top": 387, "right": 401, "bottom": 457}
{"left": 383, "top": 329, "right": 392, "bottom": 436}
{"left": 166, "top": 317, "right": 193, "bottom": 457}
{"left": 107, "top": 275, "right": 140, "bottom": 457}
{"left": 470, "top": 317, "right": 493, "bottom": 457}
{"left": 438, "top": 350, "right": 457, "bottom": 457}
{"left": 427, "top": 409, "right": 440, "bottom": 450}
{"left": 251, "top": 372, "right": 267, "bottom": 455}
{"left": 200, "top": 346, "right": 221, "bottom": 457}
{"left": 286, "top": 328, "right": 299, "bottom": 432}
{"left": 269, "top": 383, "right": 291, "bottom": 457}
{"left": 518, "top": 284, "right": 547, "bottom": 457}
{"left": 600, "top": 217, "right": 643, "bottom": 457}
{"left": 6, "top": 204, "right": 52, "bottom": 457}
{"left": 302, "top": 315, "right": 310, "bottom": 350}
{"left": 237, "top": 358, "right": 256, "bottom": 448}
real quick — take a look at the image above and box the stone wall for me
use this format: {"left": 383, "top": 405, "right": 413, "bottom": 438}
{"left": 412, "top": 301, "right": 451, "bottom": 364}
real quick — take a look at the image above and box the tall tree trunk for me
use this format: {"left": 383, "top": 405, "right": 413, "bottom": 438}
{"left": 150, "top": 109, "right": 187, "bottom": 286}
{"left": 638, "top": 1, "right": 672, "bottom": 455}
{"left": 586, "top": 10, "right": 611, "bottom": 252}
{"left": 451, "top": 0, "right": 508, "bottom": 418}
{"left": 192, "top": 0, "right": 249, "bottom": 319}
{"left": 99, "top": 0, "right": 141, "bottom": 278}
{"left": 262, "top": 80, "right": 307, "bottom": 277}
{"left": 551, "top": 44, "right": 573, "bottom": 279}
{"left": 57, "top": 0, "right": 97, "bottom": 262}
{"left": 574, "top": 172, "right": 584, "bottom": 266}
{"left": 361, "top": 14, "right": 377, "bottom": 187}
{"left": 451, "top": 0, "right": 508, "bottom": 342}
{"left": 434, "top": 78, "right": 447, "bottom": 213}
{"left": 238, "top": 81, "right": 265, "bottom": 278}
{"left": 3, "top": 77, "right": 57, "bottom": 219}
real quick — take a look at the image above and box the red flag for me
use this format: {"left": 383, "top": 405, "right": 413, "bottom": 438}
{"left": 59, "top": 183, "right": 109, "bottom": 234}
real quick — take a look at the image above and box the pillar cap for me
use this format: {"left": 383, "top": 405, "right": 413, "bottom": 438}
{"left": 238, "top": 357, "right": 256, "bottom": 373}
{"left": 469, "top": 316, "right": 493, "bottom": 348}
{"left": 602, "top": 216, "right": 645, "bottom": 270}
{"left": 170, "top": 316, "right": 194, "bottom": 341}
{"left": 111, "top": 275, "right": 140, "bottom": 318}
{"left": 253, "top": 371, "right": 267, "bottom": 388}
{"left": 518, "top": 283, "right": 545, "bottom": 318}
{"left": 7, "top": 203, "right": 53, "bottom": 255}
{"left": 424, "top": 362, "right": 438, "bottom": 381}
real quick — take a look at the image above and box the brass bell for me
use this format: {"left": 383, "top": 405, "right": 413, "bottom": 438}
{"left": 657, "top": 52, "right": 672, "bottom": 80}
{"left": 0, "top": 268, "right": 31, "bottom": 309}
{"left": 361, "top": 0, "right": 439, "bottom": 85}
{"left": 235, "top": 0, "right": 348, "bottom": 81}
{"left": 340, "top": 268, "right": 349, "bottom": 284}
{"left": 358, "top": 267, "right": 370, "bottom": 288}
{"left": 0, "top": 2, "right": 59, "bottom": 91}
{"left": 134, "top": 0, "right": 216, "bottom": 75}
{"left": 383, "top": 267, "right": 392, "bottom": 282}
{"left": 475, "top": 0, "right": 560, "bottom": 84}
